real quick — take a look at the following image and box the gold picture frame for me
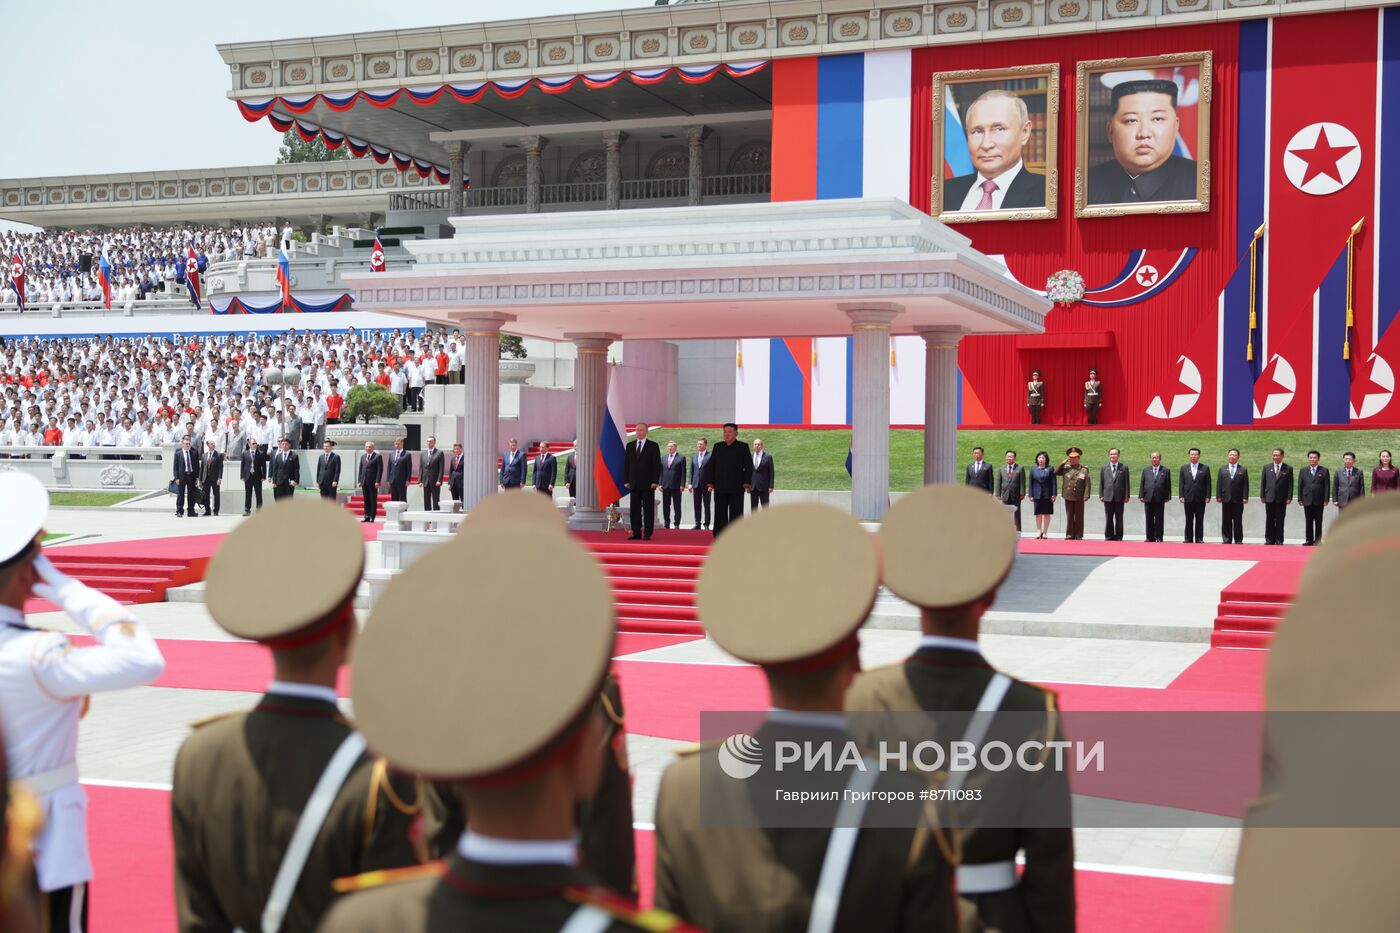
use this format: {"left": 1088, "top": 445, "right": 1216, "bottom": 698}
{"left": 1075, "top": 51, "right": 1212, "bottom": 217}
{"left": 931, "top": 63, "right": 1060, "bottom": 224}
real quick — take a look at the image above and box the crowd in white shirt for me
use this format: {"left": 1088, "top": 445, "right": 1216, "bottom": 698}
{"left": 0, "top": 225, "right": 281, "bottom": 309}
{"left": 0, "top": 326, "right": 467, "bottom": 457}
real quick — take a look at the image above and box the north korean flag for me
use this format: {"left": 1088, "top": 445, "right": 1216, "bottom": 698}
{"left": 369, "top": 232, "right": 386, "bottom": 273}
{"left": 9, "top": 252, "right": 24, "bottom": 313}
{"left": 184, "top": 246, "right": 202, "bottom": 310}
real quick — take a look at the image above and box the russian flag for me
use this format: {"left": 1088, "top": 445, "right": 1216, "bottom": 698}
{"left": 185, "top": 246, "right": 202, "bottom": 310}
{"left": 97, "top": 246, "right": 113, "bottom": 310}
{"left": 593, "top": 365, "right": 627, "bottom": 508}
{"left": 277, "top": 241, "right": 292, "bottom": 307}
{"left": 943, "top": 85, "right": 974, "bottom": 180}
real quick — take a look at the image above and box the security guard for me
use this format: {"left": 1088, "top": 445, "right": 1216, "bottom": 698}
{"left": 653, "top": 504, "right": 959, "bottom": 932}
{"left": 171, "top": 499, "right": 423, "bottom": 933}
{"left": 847, "top": 486, "right": 1075, "bottom": 933}
{"left": 0, "top": 472, "right": 166, "bottom": 932}
{"left": 319, "top": 522, "right": 694, "bottom": 931}
{"left": 1082, "top": 370, "right": 1102, "bottom": 425}
{"left": 422, "top": 492, "right": 638, "bottom": 895}
{"left": 1055, "top": 447, "right": 1092, "bottom": 540}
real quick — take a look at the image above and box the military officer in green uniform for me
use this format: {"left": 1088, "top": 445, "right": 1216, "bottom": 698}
{"left": 1027, "top": 371, "right": 1045, "bottom": 425}
{"left": 1083, "top": 370, "right": 1102, "bottom": 425}
{"left": 653, "top": 504, "right": 959, "bottom": 932}
{"left": 318, "top": 522, "right": 696, "bottom": 932}
{"left": 1055, "top": 447, "right": 1092, "bottom": 540}
{"left": 171, "top": 500, "right": 424, "bottom": 933}
{"left": 847, "top": 486, "right": 1076, "bottom": 933}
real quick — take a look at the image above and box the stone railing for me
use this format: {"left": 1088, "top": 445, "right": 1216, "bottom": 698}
{"left": 0, "top": 296, "right": 202, "bottom": 319}
{"left": 0, "top": 446, "right": 167, "bottom": 491}
{"left": 203, "top": 255, "right": 412, "bottom": 298}
{"left": 389, "top": 172, "right": 769, "bottom": 214}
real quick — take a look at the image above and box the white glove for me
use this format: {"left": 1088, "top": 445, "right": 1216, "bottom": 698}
{"left": 32, "top": 555, "right": 128, "bottom": 634}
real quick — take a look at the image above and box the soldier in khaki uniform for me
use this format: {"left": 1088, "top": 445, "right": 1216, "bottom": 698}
{"left": 319, "top": 521, "right": 695, "bottom": 933}
{"left": 171, "top": 500, "right": 424, "bottom": 933}
{"left": 653, "top": 504, "right": 959, "bottom": 933}
{"left": 847, "top": 486, "right": 1075, "bottom": 933}
{"left": 1082, "top": 370, "right": 1102, "bottom": 425}
{"left": 1055, "top": 447, "right": 1092, "bottom": 540}
{"left": 1027, "top": 371, "right": 1045, "bottom": 425}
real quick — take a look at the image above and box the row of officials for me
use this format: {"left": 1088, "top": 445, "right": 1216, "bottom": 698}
{"left": 965, "top": 445, "right": 1393, "bottom": 545}
{"left": 0, "top": 468, "right": 1077, "bottom": 933}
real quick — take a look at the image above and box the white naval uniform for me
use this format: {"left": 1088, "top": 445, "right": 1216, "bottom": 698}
{"left": 0, "top": 597, "right": 165, "bottom": 892}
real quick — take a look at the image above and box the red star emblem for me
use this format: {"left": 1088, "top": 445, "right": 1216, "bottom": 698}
{"left": 1288, "top": 125, "right": 1357, "bottom": 186}
{"left": 1253, "top": 356, "right": 1294, "bottom": 411}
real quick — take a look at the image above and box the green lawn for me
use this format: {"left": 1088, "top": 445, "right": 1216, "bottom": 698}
{"left": 41, "top": 533, "right": 69, "bottom": 543}
{"left": 631, "top": 428, "right": 1400, "bottom": 492}
{"left": 48, "top": 491, "right": 138, "bottom": 507}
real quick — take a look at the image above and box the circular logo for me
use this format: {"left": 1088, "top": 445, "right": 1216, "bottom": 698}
{"left": 717, "top": 733, "right": 763, "bottom": 780}
{"left": 1350, "top": 351, "right": 1395, "bottom": 420}
{"left": 1283, "top": 122, "right": 1361, "bottom": 196}
{"left": 1145, "top": 354, "right": 1201, "bottom": 420}
{"left": 371, "top": 249, "right": 385, "bottom": 266}
{"left": 1253, "top": 353, "right": 1297, "bottom": 420}
{"left": 10, "top": 259, "right": 21, "bottom": 278}
{"left": 186, "top": 257, "right": 198, "bottom": 275}
{"left": 1135, "top": 265, "right": 1159, "bottom": 287}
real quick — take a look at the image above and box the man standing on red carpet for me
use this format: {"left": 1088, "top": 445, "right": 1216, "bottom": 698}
{"left": 0, "top": 473, "right": 166, "bottom": 933}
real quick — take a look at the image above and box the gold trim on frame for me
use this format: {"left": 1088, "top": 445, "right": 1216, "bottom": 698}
{"left": 1074, "top": 51, "right": 1212, "bottom": 218}
{"left": 931, "top": 63, "right": 1060, "bottom": 224}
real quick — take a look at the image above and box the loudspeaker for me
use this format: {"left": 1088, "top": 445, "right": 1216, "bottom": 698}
{"left": 78, "top": 253, "right": 92, "bottom": 273}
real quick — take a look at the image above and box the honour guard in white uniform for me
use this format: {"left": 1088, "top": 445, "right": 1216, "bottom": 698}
{"left": 0, "top": 473, "right": 166, "bottom": 932}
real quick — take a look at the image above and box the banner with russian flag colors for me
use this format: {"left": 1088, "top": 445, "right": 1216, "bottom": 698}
{"left": 97, "top": 247, "right": 113, "bottom": 310}
{"left": 276, "top": 241, "right": 292, "bottom": 307}
{"left": 594, "top": 366, "right": 627, "bottom": 508}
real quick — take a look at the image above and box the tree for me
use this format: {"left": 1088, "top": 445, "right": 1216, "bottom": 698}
{"left": 499, "top": 335, "right": 528, "bottom": 359}
{"left": 277, "top": 131, "right": 350, "bottom": 164}
{"left": 340, "top": 385, "right": 402, "bottom": 423}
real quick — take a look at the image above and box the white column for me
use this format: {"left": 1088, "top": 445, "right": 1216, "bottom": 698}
{"left": 845, "top": 305, "right": 901, "bottom": 522}
{"left": 565, "top": 333, "right": 618, "bottom": 531}
{"left": 450, "top": 312, "right": 514, "bottom": 511}
{"left": 917, "top": 326, "right": 968, "bottom": 486}
{"left": 445, "top": 140, "right": 468, "bottom": 217}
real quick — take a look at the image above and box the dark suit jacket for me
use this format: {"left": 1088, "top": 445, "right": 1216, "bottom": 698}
{"left": 239, "top": 448, "right": 265, "bottom": 483}
{"left": 1087, "top": 155, "right": 1198, "bottom": 205}
{"left": 1297, "top": 465, "right": 1331, "bottom": 507}
{"left": 316, "top": 452, "right": 341, "bottom": 486}
{"left": 199, "top": 451, "right": 223, "bottom": 486}
{"left": 750, "top": 452, "right": 774, "bottom": 494}
{"left": 1217, "top": 464, "right": 1249, "bottom": 502}
{"left": 943, "top": 168, "right": 1047, "bottom": 212}
{"left": 386, "top": 450, "right": 412, "bottom": 486}
{"left": 624, "top": 438, "right": 662, "bottom": 490}
{"left": 1029, "top": 466, "right": 1056, "bottom": 501}
{"left": 690, "top": 451, "right": 711, "bottom": 490}
{"left": 358, "top": 452, "right": 383, "bottom": 487}
{"left": 1260, "top": 463, "right": 1294, "bottom": 503}
{"left": 1139, "top": 466, "right": 1172, "bottom": 503}
{"left": 564, "top": 454, "right": 576, "bottom": 489}
{"left": 532, "top": 453, "right": 557, "bottom": 490}
{"left": 1334, "top": 466, "right": 1365, "bottom": 505}
{"left": 659, "top": 452, "right": 687, "bottom": 490}
{"left": 995, "top": 464, "right": 1025, "bottom": 503}
{"left": 965, "top": 460, "right": 994, "bottom": 492}
{"left": 1100, "top": 463, "right": 1131, "bottom": 502}
{"left": 448, "top": 454, "right": 465, "bottom": 489}
{"left": 1179, "top": 463, "right": 1212, "bottom": 503}
{"left": 499, "top": 450, "right": 526, "bottom": 486}
{"left": 419, "top": 448, "right": 445, "bottom": 486}
{"left": 269, "top": 450, "right": 299, "bottom": 486}
{"left": 173, "top": 446, "right": 198, "bottom": 482}
{"left": 709, "top": 439, "right": 753, "bottom": 493}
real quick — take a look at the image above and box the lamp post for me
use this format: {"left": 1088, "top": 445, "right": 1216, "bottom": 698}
{"left": 261, "top": 366, "right": 301, "bottom": 442}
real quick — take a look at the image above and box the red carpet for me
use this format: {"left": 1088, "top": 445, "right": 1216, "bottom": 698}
{"left": 1017, "top": 538, "right": 1307, "bottom": 562}
{"left": 1212, "top": 560, "right": 1304, "bottom": 649}
{"left": 87, "top": 783, "right": 175, "bottom": 932}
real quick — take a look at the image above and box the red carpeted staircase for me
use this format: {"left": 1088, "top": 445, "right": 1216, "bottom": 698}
{"left": 27, "top": 552, "right": 210, "bottom": 611}
{"left": 581, "top": 537, "right": 707, "bottom": 636}
{"left": 1210, "top": 560, "right": 1303, "bottom": 649}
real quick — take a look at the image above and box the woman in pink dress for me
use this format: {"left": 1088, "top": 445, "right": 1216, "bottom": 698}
{"left": 1372, "top": 449, "right": 1398, "bottom": 493}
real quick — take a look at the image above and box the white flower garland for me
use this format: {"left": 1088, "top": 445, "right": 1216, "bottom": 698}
{"left": 1046, "top": 269, "right": 1085, "bottom": 307}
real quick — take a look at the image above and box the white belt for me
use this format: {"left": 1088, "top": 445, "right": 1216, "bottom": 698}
{"left": 957, "top": 860, "right": 1018, "bottom": 895}
{"left": 21, "top": 761, "right": 79, "bottom": 796}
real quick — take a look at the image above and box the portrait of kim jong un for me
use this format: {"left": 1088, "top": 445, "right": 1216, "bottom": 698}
{"left": 932, "top": 64, "right": 1059, "bottom": 223}
{"left": 1076, "top": 52, "right": 1212, "bottom": 217}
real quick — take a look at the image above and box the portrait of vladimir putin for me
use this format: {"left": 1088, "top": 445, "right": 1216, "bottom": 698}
{"left": 942, "top": 88, "right": 1048, "bottom": 214}
{"left": 1087, "top": 78, "right": 1198, "bottom": 205}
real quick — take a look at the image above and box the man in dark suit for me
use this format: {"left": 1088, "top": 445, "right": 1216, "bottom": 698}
{"left": 531, "top": 442, "right": 557, "bottom": 497}
{"left": 1178, "top": 447, "right": 1211, "bottom": 543}
{"left": 199, "top": 439, "right": 224, "bottom": 516}
{"left": 1260, "top": 447, "right": 1294, "bottom": 545}
{"left": 386, "top": 437, "right": 411, "bottom": 504}
{"left": 1334, "top": 452, "right": 1365, "bottom": 510}
{"left": 240, "top": 437, "right": 265, "bottom": 516}
{"left": 942, "top": 89, "right": 1047, "bottom": 213}
{"left": 1216, "top": 448, "right": 1249, "bottom": 544}
{"left": 965, "top": 446, "right": 994, "bottom": 493}
{"left": 623, "top": 422, "right": 662, "bottom": 540}
{"left": 316, "top": 439, "right": 341, "bottom": 501}
{"left": 565, "top": 438, "right": 578, "bottom": 499}
{"left": 996, "top": 449, "right": 1026, "bottom": 532}
{"left": 708, "top": 422, "right": 752, "bottom": 537}
{"left": 173, "top": 434, "right": 198, "bottom": 518}
{"left": 1087, "top": 80, "right": 1198, "bottom": 206}
{"left": 1138, "top": 451, "right": 1172, "bottom": 542}
{"left": 689, "top": 437, "right": 712, "bottom": 530}
{"left": 658, "top": 440, "right": 687, "bottom": 529}
{"left": 269, "top": 436, "right": 299, "bottom": 501}
{"left": 448, "top": 442, "right": 465, "bottom": 510}
{"left": 499, "top": 437, "right": 526, "bottom": 490}
{"left": 419, "top": 436, "right": 445, "bottom": 510}
{"left": 749, "top": 438, "right": 774, "bottom": 511}
{"left": 358, "top": 441, "right": 383, "bottom": 523}
{"left": 1296, "top": 449, "right": 1330, "bottom": 546}
{"left": 1099, "top": 448, "right": 1130, "bottom": 540}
